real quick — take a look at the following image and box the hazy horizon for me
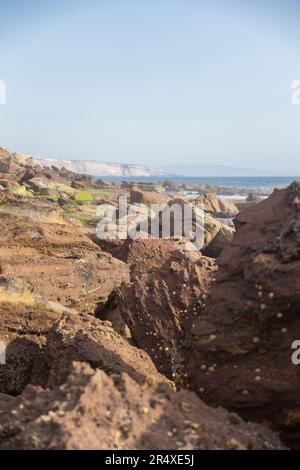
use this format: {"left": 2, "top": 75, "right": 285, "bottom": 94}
{"left": 1, "top": 0, "right": 300, "bottom": 174}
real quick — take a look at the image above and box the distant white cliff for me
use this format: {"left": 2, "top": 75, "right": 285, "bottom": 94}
{"left": 24, "top": 155, "right": 167, "bottom": 177}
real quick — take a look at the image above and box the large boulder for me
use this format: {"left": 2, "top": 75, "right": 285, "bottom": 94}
{"left": 0, "top": 148, "right": 25, "bottom": 175}
{"left": 44, "top": 312, "right": 169, "bottom": 388}
{"left": 158, "top": 197, "right": 235, "bottom": 257}
{"left": 25, "top": 177, "right": 55, "bottom": 193}
{"left": 99, "top": 195, "right": 234, "bottom": 259}
{"left": 0, "top": 362, "right": 286, "bottom": 450}
{"left": 185, "top": 182, "right": 300, "bottom": 448}
{"left": 203, "top": 213, "right": 235, "bottom": 258}
{"left": 196, "top": 192, "right": 239, "bottom": 218}
{"left": 102, "top": 239, "right": 216, "bottom": 381}
{"left": 130, "top": 187, "right": 169, "bottom": 206}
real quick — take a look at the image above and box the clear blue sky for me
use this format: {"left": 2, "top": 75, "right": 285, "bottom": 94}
{"left": 0, "top": 0, "right": 300, "bottom": 174}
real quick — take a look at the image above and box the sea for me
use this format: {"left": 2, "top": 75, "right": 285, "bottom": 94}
{"left": 98, "top": 176, "right": 299, "bottom": 198}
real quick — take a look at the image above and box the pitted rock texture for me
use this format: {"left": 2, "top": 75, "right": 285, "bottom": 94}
{"left": 185, "top": 182, "right": 300, "bottom": 448}
{"left": 44, "top": 312, "right": 169, "bottom": 388}
{"left": 0, "top": 199, "right": 129, "bottom": 314}
{"left": 0, "top": 362, "right": 286, "bottom": 450}
{"left": 102, "top": 238, "right": 216, "bottom": 382}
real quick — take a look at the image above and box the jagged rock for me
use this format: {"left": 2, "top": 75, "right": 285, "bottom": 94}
{"left": 96, "top": 195, "right": 234, "bottom": 259}
{"left": 203, "top": 213, "right": 235, "bottom": 258}
{"left": 185, "top": 182, "right": 300, "bottom": 448}
{"left": 137, "top": 195, "right": 234, "bottom": 257}
{"left": 105, "top": 238, "right": 216, "bottom": 381}
{"left": 0, "top": 148, "right": 27, "bottom": 174}
{"left": 130, "top": 187, "right": 169, "bottom": 205}
{"left": 0, "top": 178, "right": 19, "bottom": 189}
{"left": 25, "top": 177, "right": 55, "bottom": 193}
{"left": 0, "top": 147, "right": 98, "bottom": 190}
{"left": 195, "top": 192, "right": 239, "bottom": 218}
{"left": 0, "top": 362, "right": 286, "bottom": 450}
{"left": 44, "top": 312, "right": 169, "bottom": 388}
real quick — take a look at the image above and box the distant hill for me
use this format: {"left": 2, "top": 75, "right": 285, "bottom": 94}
{"left": 160, "top": 164, "right": 264, "bottom": 177}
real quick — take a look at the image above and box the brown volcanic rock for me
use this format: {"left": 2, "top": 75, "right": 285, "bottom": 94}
{"left": 0, "top": 202, "right": 129, "bottom": 313}
{"left": 0, "top": 362, "right": 286, "bottom": 450}
{"left": 203, "top": 213, "right": 235, "bottom": 258}
{"left": 0, "top": 148, "right": 27, "bottom": 175}
{"left": 106, "top": 239, "right": 216, "bottom": 381}
{"left": 130, "top": 187, "right": 169, "bottom": 205}
{"left": 22, "top": 166, "right": 95, "bottom": 191}
{"left": 44, "top": 312, "right": 169, "bottom": 388}
{"left": 155, "top": 196, "right": 235, "bottom": 257}
{"left": 0, "top": 279, "right": 68, "bottom": 395}
{"left": 185, "top": 182, "right": 300, "bottom": 447}
{"left": 0, "top": 146, "right": 97, "bottom": 190}
{"left": 196, "top": 192, "right": 239, "bottom": 218}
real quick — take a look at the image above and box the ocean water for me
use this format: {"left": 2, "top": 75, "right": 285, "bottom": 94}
{"left": 99, "top": 175, "right": 299, "bottom": 191}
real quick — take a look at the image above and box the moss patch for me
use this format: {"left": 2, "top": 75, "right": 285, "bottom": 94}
{"left": 74, "top": 190, "right": 94, "bottom": 202}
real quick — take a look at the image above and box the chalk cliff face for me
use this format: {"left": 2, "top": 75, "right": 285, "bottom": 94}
{"left": 25, "top": 155, "right": 166, "bottom": 177}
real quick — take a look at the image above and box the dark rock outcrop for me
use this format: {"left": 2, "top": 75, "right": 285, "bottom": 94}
{"left": 185, "top": 182, "right": 300, "bottom": 448}
{"left": 101, "top": 238, "right": 216, "bottom": 381}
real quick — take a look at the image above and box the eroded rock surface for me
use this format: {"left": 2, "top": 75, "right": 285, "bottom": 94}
{"left": 0, "top": 362, "right": 286, "bottom": 450}
{"left": 0, "top": 196, "right": 129, "bottom": 313}
{"left": 185, "top": 182, "right": 300, "bottom": 447}
{"left": 103, "top": 239, "right": 216, "bottom": 381}
{"left": 44, "top": 312, "right": 169, "bottom": 387}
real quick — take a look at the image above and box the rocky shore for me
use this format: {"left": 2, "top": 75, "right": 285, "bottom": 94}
{"left": 0, "top": 146, "right": 299, "bottom": 450}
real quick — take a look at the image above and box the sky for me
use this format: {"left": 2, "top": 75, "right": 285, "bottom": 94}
{"left": 0, "top": 0, "right": 300, "bottom": 174}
